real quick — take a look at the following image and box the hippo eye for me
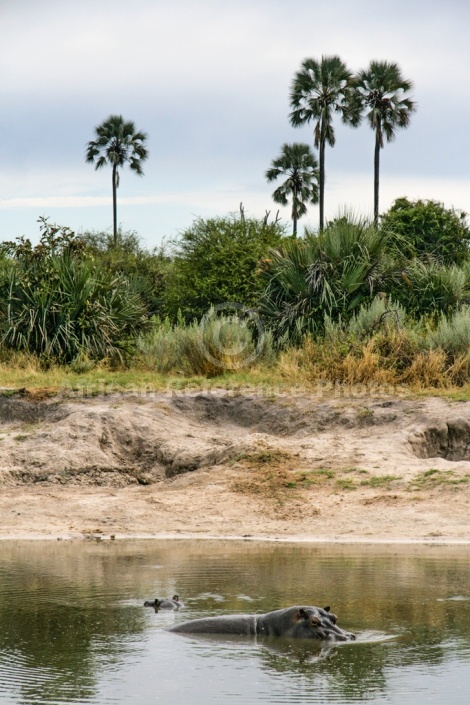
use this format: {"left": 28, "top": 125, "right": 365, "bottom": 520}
{"left": 329, "top": 615, "right": 337, "bottom": 625}
{"left": 309, "top": 617, "right": 321, "bottom": 627}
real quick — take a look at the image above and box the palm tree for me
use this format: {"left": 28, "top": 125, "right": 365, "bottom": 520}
{"left": 86, "top": 115, "right": 149, "bottom": 244}
{"left": 265, "top": 143, "right": 319, "bottom": 236}
{"left": 289, "top": 55, "right": 359, "bottom": 231}
{"left": 353, "top": 61, "right": 416, "bottom": 224}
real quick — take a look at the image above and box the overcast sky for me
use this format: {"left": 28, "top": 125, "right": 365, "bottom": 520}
{"left": 1, "top": 0, "right": 469, "bottom": 249}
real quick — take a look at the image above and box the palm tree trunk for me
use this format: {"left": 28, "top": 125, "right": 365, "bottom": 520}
{"left": 374, "top": 129, "right": 381, "bottom": 226}
{"left": 319, "top": 137, "right": 325, "bottom": 232}
{"left": 292, "top": 184, "right": 298, "bottom": 237}
{"left": 112, "top": 164, "right": 118, "bottom": 245}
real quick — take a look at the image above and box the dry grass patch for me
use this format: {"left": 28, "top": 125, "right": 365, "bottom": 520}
{"left": 231, "top": 452, "right": 405, "bottom": 505}
{"left": 276, "top": 333, "right": 470, "bottom": 391}
{"left": 231, "top": 453, "right": 377, "bottom": 506}
{"left": 230, "top": 449, "right": 331, "bottom": 516}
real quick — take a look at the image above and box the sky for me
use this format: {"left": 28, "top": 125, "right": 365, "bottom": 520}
{"left": 1, "top": 0, "right": 469, "bottom": 250}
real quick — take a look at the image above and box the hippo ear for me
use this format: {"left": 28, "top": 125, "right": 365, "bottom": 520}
{"left": 323, "top": 606, "right": 331, "bottom": 612}
{"left": 298, "top": 608, "right": 309, "bottom": 620}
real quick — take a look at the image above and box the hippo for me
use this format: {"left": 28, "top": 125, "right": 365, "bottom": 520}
{"left": 144, "top": 595, "right": 183, "bottom": 610}
{"left": 168, "top": 605, "right": 355, "bottom": 641}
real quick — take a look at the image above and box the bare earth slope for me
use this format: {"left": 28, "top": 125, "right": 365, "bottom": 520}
{"left": 1, "top": 390, "right": 470, "bottom": 542}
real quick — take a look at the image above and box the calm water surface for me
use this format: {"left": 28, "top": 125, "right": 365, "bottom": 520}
{"left": 0, "top": 540, "right": 469, "bottom": 704}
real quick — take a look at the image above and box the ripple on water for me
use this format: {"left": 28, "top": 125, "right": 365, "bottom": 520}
{"left": 355, "top": 630, "right": 398, "bottom": 643}
{"left": 0, "top": 649, "right": 93, "bottom": 705}
{"left": 437, "top": 595, "right": 470, "bottom": 602}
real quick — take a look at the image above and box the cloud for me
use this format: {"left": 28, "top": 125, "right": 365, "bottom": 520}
{"left": 0, "top": 0, "right": 469, "bottom": 246}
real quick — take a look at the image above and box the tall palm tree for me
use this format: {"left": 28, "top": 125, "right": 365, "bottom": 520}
{"left": 265, "top": 143, "right": 319, "bottom": 236}
{"left": 289, "top": 55, "right": 359, "bottom": 231}
{"left": 353, "top": 61, "right": 416, "bottom": 224}
{"left": 86, "top": 115, "right": 149, "bottom": 244}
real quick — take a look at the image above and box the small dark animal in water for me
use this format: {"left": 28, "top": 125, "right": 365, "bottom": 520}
{"left": 169, "top": 605, "right": 355, "bottom": 641}
{"left": 144, "top": 595, "right": 183, "bottom": 610}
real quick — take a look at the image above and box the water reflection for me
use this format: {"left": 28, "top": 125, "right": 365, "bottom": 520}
{"left": 0, "top": 540, "right": 469, "bottom": 704}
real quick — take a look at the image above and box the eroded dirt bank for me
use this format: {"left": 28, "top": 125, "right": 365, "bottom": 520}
{"left": 1, "top": 389, "right": 470, "bottom": 542}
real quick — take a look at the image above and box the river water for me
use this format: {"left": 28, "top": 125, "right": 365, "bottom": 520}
{"left": 0, "top": 540, "right": 469, "bottom": 704}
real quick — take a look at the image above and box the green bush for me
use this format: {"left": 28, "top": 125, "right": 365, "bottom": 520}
{"left": 0, "top": 218, "right": 149, "bottom": 363}
{"left": 347, "top": 296, "right": 407, "bottom": 338}
{"left": 162, "top": 214, "right": 286, "bottom": 322}
{"left": 79, "top": 228, "right": 171, "bottom": 317}
{"left": 426, "top": 306, "right": 470, "bottom": 359}
{"left": 381, "top": 197, "right": 470, "bottom": 265}
{"left": 324, "top": 296, "right": 408, "bottom": 342}
{"left": 136, "top": 316, "right": 187, "bottom": 374}
{"left": 391, "top": 259, "right": 470, "bottom": 318}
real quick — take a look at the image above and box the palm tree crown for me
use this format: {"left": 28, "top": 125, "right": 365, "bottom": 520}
{"left": 266, "top": 143, "right": 319, "bottom": 236}
{"left": 353, "top": 61, "right": 416, "bottom": 223}
{"left": 289, "top": 55, "right": 359, "bottom": 231}
{"left": 86, "top": 115, "right": 148, "bottom": 243}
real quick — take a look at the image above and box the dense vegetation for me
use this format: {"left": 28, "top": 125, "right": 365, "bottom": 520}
{"left": 0, "top": 218, "right": 150, "bottom": 365}
{"left": 1, "top": 198, "right": 470, "bottom": 389}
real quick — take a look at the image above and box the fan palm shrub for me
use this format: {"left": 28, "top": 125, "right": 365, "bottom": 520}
{"left": 259, "top": 215, "right": 403, "bottom": 343}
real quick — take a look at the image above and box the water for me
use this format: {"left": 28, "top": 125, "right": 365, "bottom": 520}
{"left": 0, "top": 540, "right": 469, "bottom": 704}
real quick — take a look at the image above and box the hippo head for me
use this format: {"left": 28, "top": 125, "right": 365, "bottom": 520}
{"left": 284, "top": 606, "right": 356, "bottom": 641}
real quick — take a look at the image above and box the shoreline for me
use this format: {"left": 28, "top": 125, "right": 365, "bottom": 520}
{"left": 2, "top": 532, "right": 470, "bottom": 545}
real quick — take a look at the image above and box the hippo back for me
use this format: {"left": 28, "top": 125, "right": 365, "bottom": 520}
{"left": 169, "top": 614, "right": 257, "bottom": 635}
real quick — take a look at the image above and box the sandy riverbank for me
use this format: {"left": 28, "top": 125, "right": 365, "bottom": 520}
{"left": 1, "top": 389, "right": 470, "bottom": 543}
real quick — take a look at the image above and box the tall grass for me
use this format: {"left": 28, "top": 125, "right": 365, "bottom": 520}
{"left": 3, "top": 299, "right": 470, "bottom": 390}
{"left": 137, "top": 309, "right": 275, "bottom": 377}
{"left": 277, "top": 297, "right": 470, "bottom": 388}
{"left": 128, "top": 298, "right": 470, "bottom": 388}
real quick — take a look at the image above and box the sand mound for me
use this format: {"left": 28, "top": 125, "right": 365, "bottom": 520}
{"left": 1, "top": 390, "right": 469, "bottom": 486}
{"left": 2, "top": 390, "right": 470, "bottom": 541}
